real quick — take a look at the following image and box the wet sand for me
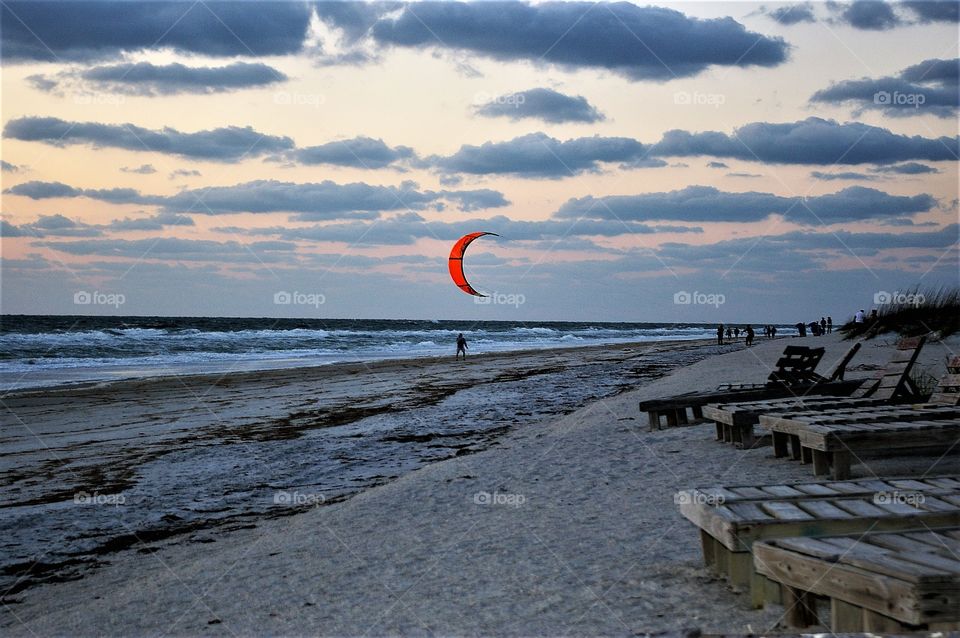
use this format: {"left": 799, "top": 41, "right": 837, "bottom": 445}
{"left": 2, "top": 334, "right": 957, "bottom": 635}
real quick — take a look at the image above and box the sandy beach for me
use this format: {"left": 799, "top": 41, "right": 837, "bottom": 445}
{"left": 2, "top": 333, "right": 958, "bottom": 635}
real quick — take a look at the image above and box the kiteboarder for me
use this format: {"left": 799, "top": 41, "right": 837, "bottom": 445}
{"left": 456, "top": 333, "right": 468, "bottom": 360}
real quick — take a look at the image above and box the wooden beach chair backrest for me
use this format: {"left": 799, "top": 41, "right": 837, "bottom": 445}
{"left": 824, "top": 342, "right": 862, "bottom": 382}
{"left": 849, "top": 335, "right": 926, "bottom": 400}
{"left": 766, "top": 346, "right": 825, "bottom": 386}
{"left": 929, "top": 356, "right": 960, "bottom": 406}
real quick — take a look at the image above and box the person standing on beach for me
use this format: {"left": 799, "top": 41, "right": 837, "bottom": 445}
{"left": 745, "top": 325, "right": 754, "bottom": 346}
{"left": 827, "top": 317, "right": 833, "bottom": 333}
{"left": 855, "top": 309, "right": 865, "bottom": 323}
{"left": 717, "top": 324, "right": 724, "bottom": 345}
{"left": 820, "top": 317, "right": 827, "bottom": 335}
{"left": 456, "top": 333, "right": 468, "bottom": 360}
{"left": 734, "top": 327, "right": 740, "bottom": 341}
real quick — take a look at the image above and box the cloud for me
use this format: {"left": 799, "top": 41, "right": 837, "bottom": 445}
{"left": 1, "top": 160, "right": 19, "bottom": 172}
{"left": 438, "top": 189, "right": 511, "bottom": 212}
{"left": 170, "top": 169, "right": 202, "bottom": 179}
{"left": 650, "top": 117, "right": 959, "bottom": 164}
{"left": 288, "top": 136, "right": 416, "bottom": 169}
{"left": 367, "top": 2, "right": 788, "bottom": 81}
{"left": 107, "top": 212, "right": 195, "bottom": 231}
{"left": 655, "top": 223, "right": 958, "bottom": 272}
{"left": 229, "top": 214, "right": 699, "bottom": 246}
{"left": 554, "top": 185, "right": 936, "bottom": 224}
{"left": 836, "top": 0, "right": 901, "bottom": 29}
{"left": 810, "top": 170, "right": 878, "bottom": 181}
{"left": 761, "top": 3, "right": 817, "bottom": 24}
{"left": 902, "top": 0, "right": 960, "bottom": 23}
{"left": 707, "top": 161, "right": 729, "bottom": 168}
{"left": 1, "top": 220, "right": 26, "bottom": 237}
{"left": 0, "top": 1, "right": 312, "bottom": 62}
{"left": 726, "top": 172, "right": 763, "bottom": 178}
{"left": 474, "top": 88, "right": 605, "bottom": 123}
{"left": 31, "top": 62, "right": 288, "bottom": 96}
{"left": 4, "top": 116, "right": 295, "bottom": 162}
{"left": 41, "top": 237, "right": 297, "bottom": 263}
{"left": 811, "top": 58, "right": 959, "bottom": 118}
{"left": 5, "top": 179, "right": 511, "bottom": 218}
{"left": 120, "top": 164, "right": 157, "bottom": 175}
{"left": 871, "top": 162, "right": 940, "bottom": 174}
{"left": 4, "top": 213, "right": 103, "bottom": 238}
{"left": 434, "top": 132, "right": 656, "bottom": 178}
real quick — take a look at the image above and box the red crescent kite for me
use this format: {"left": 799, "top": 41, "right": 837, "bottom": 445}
{"left": 448, "top": 232, "right": 499, "bottom": 296}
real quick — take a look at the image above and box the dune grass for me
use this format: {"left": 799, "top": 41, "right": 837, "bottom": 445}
{"left": 840, "top": 286, "right": 959, "bottom": 339}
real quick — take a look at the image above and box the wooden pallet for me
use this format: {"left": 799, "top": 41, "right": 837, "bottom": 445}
{"left": 754, "top": 529, "right": 960, "bottom": 630}
{"left": 759, "top": 415, "right": 960, "bottom": 479}
{"left": 641, "top": 351, "right": 867, "bottom": 433}
{"left": 705, "top": 345, "right": 952, "bottom": 449}
{"left": 640, "top": 380, "right": 862, "bottom": 431}
{"left": 677, "top": 477, "right": 960, "bottom": 608}
{"left": 704, "top": 396, "right": 894, "bottom": 448}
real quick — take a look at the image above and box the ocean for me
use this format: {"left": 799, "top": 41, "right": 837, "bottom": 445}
{"left": 0, "top": 316, "right": 795, "bottom": 391}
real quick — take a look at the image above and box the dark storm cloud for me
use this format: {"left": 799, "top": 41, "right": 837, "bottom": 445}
{"left": 650, "top": 117, "right": 959, "bottom": 164}
{"left": 0, "top": 1, "right": 312, "bottom": 62}
{"left": 871, "top": 162, "right": 941, "bottom": 174}
{"left": 811, "top": 58, "right": 959, "bottom": 118}
{"left": 5, "top": 179, "right": 511, "bottom": 218}
{"left": 474, "top": 88, "right": 605, "bottom": 123}
{"left": 902, "top": 0, "right": 960, "bottom": 22}
{"left": 761, "top": 3, "right": 817, "bottom": 24}
{"left": 434, "top": 132, "right": 651, "bottom": 178}
{"left": 837, "top": 0, "right": 901, "bottom": 29}
{"left": 367, "top": 2, "right": 789, "bottom": 80}
{"left": 289, "top": 137, "right": 417, "bottom": 169}
{"left": 31, "top": 62, "right": 288, "bottom": 96}
{"left": 3, "top": 117, "right": 295, "bottom": 162}
{"left": 554, "top": 185, "right": 936, "bottom": 224}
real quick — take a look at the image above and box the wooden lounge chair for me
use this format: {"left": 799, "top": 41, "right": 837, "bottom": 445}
{"left": 703, "top": 336, "right": 926, "bottom": 447}
{"left": 762, "top": 415, "right": 960, "bottom": 479}
{"left": 760, "top": 357, "right": 960, "bottom": 478}
{"left": 641, "top": 344, "right": 862, "bottom": 431}
{"left": 754, "top": 529, "right": 960, "bottom": 631}
{"left": 677, "top": 476, "right": 960, "bottom": 608}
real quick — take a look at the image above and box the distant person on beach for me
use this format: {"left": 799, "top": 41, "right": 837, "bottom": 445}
{"left": 870, "top": 309, "right": 878, "bottom": 322}
{"left": 855, "top": 309, "right": 865, "bottom": 323}
{"left": 734, "top": 327, "right": 740, "bottom": 340}
{"left": 717, "top": 324, "right": 724, "bottom": 345}
{"left": 820, "top": 317, "right": 827, "bottom": 335}
{"left": 726, "top": 327, "right": 732, "bottom": 340}
{"left": 796, "top": 322, "right": 806, "bottom": 337}
{"left": 456, "top": 333, "right": 468, "bottom": 360}
{"left": 771, "top": 325, "right": 777, "bottom": 338}
{"left": 809, "top": 321, "right": 820, "bottom": 336}
{"left": 827, "top": 317, "right": 833, "bottom": 333}
{"left": 745, "top": 325, "right": 754, "bottom": 346}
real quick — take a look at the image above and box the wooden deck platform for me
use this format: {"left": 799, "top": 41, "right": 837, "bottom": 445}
{"left": 754, "top": 529, "right": 960, "bottom": 631}
{"left": 760, "top": 413, "right": 960, "bottom": 479}
{"left": 677, "top": 477, "right": 960, "bottom": 608}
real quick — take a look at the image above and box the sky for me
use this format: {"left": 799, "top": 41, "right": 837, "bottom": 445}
{"left": 1, "top": 0, "right": 958, "bottom": 323}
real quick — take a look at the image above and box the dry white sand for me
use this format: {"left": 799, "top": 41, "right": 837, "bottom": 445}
{"left": 2, "top": 333, "right": 957, "bottom": 636}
